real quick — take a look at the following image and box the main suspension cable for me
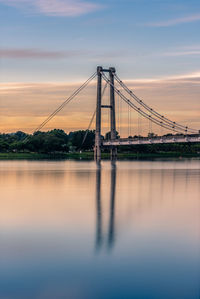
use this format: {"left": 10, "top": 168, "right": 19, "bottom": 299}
{"left": 34, "top": 72, "right": 97, "bottom": 133}
{"left": 79, "top": 109, "right": 96, "bottom": 151}
{"left": 102, "top": 72, "right": 187, "bottom": 134}
{"left": 79, "top": 80, "right": 108, "bottom": 150}
{"left": 114, "top": 74, "right": 198, "bottom": 134}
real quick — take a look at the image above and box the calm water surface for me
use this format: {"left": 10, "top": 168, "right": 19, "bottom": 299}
{"left": 0, "top": 159, "right": 199, "bottom": 299}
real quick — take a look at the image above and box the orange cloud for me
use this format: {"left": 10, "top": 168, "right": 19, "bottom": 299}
{"left": 0, "top": 73, "right": 199, "bottom": 136}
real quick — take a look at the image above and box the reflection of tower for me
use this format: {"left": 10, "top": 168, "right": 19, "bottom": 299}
{"left": 107, "top": 162, "right": 116, "bottom": 249}
{"left": 95, "top": 162, "right": 102, "bottom": 251}
{"left": 95, "top": 162, "right": 117, "bottom": 252}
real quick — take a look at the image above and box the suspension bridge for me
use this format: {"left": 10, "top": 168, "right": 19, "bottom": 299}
{"left": 34, "top": 66, "right": 200, "bottom": 161}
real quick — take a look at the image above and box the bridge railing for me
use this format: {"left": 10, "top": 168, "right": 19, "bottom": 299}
{"left": 103, "top": 134, "right": 200, "bottom": 146}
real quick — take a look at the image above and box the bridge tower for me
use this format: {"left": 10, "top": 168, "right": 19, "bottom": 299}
{"left": 94, "top": 66, "right": 117, "bottom": 161}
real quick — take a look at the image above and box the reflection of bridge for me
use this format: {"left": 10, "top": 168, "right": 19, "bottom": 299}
{"left": 34, "top": 66, "right": 200, "bottom": 161}
{"left": 94, "top": 159, "right": 194, "bottom": 252}
{"left": 95, "top": 162, "right": 116, "bottom": 251}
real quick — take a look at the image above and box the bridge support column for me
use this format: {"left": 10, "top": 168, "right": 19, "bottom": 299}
{"left": 94, "top": 66, "right": 102, "bottom": 161}
{"left": 109, "top": 67, "right": 117, "bottom": 160}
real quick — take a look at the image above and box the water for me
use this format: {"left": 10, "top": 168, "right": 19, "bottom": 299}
{"left": 0, "top": 159, "right": 199, "bottom": 299}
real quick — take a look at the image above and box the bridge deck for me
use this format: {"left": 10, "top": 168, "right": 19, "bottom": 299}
{"left": 103, "top": 134, "right": 200, "bottom": 146}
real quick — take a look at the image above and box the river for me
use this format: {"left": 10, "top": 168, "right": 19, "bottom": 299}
{"left": 0, "top": 159, "right": 199, "bottom": 299}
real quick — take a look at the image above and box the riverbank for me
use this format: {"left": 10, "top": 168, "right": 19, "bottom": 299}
{"left": 0, "top": 152, "right": 199, "bottom": 160}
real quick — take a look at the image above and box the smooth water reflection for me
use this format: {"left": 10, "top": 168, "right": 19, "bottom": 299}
{"left": 95, "top": 162, "right": 116, "bottom": 252}
{"left": 0, "top": 159, "right": 199, "bottom": 299}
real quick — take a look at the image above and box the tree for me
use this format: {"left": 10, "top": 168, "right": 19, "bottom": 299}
{"left": 105, "top": 131, "right": 120, "bottom": 140}
{"left": 148, "top": 132, "right": 157, "bottom": 138}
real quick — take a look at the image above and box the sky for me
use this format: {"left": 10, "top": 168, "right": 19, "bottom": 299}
{"left": 0, "top": 0, "right": 200, "bottom": 135}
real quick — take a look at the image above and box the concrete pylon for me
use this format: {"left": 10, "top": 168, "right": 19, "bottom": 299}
{"left": 94, "top": 66, "right": 117, "bottom": 161}
{"left": 94, "top": 66, "right": 102, "bottom": 161}
{"left": 109, "top": 67, "right": 117, "bottom": 160}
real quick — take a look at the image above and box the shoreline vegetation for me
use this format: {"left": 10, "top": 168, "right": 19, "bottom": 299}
{"left": 0, "top": 152, "right": 199, "bottom": 161}
{"left": 0, "top": 129, "right": 199, "bottom": 160}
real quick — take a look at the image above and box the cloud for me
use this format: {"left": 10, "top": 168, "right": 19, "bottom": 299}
{"left": 0, "top": 47, "right": 133, "bottom": 61}
{"left": 182, "top": 45, "right": 200, "bottom": 50}
{"left": 162, "top": 50, "right": 200, "bottom": 57}
{"left": 0, "top": 0, "right": 102, "bottom": 17}
{"left": 146, "top": 13, "right": 200, "bottom": 27}
{"left": 160, "top": 44, "right": 200, "bottom": 57}
{"left": 0, "top": 48, "right": 88, "bottom": 59}
{"left": 124, "top": 71, "right": 200, "bottom": 84}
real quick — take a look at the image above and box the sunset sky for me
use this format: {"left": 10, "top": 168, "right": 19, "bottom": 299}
{"left": 0, "top": 0, "right": 200, "bottom": 135}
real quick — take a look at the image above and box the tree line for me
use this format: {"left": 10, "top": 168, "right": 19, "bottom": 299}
{"left": 0, "top": 129, "right": 95, "bottom": 153}
{"left": 0, "top": 129, "right": 199, "bottom": 154}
